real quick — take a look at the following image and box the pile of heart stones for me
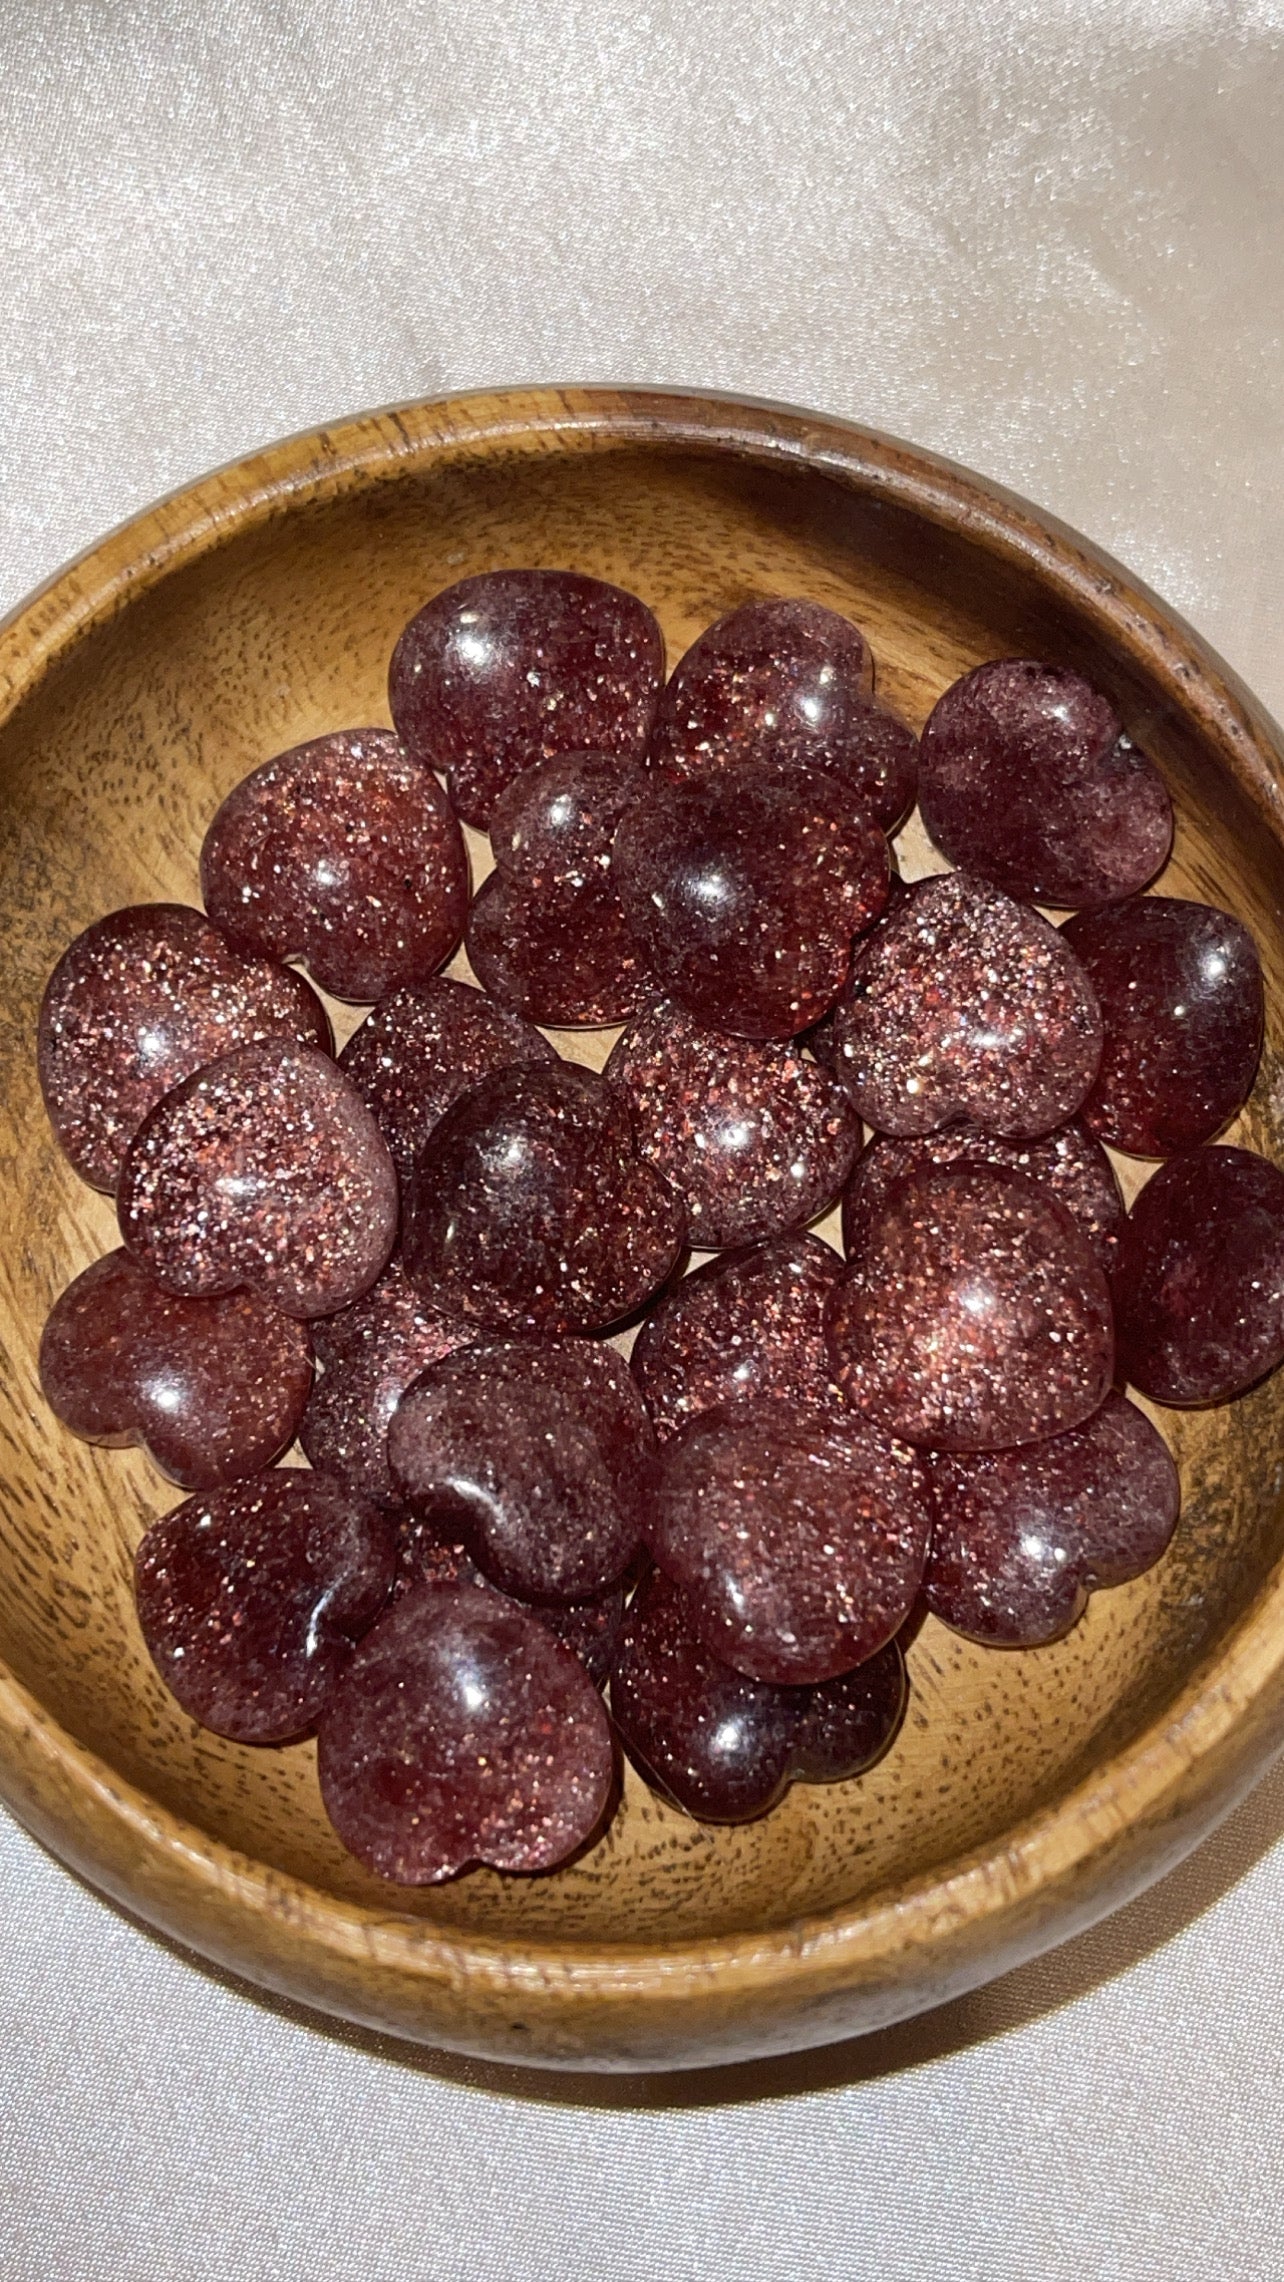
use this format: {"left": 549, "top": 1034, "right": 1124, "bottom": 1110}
{"left": 36, "top": 573, "right": 1284, "bottom": 1886}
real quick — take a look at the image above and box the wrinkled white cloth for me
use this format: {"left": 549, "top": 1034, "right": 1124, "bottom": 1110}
{"left": 3, "top": 3, "right": 1284, "bottom": 2275}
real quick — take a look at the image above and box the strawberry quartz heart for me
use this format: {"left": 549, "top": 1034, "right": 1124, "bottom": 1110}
{"left": 338, "top": 976, "right": 555, "bottom": 1185}
{"left": 316, "top": 1582, "right": 616, "bottom": 1883}
{"left": 827, "top": 1163, "right": 1114, "bottom": 1449}
{"left": 919, "top": 659, "right": 1172, "bottom": 907}
{"left": 38, "top": 902, "right": 330, "bottom": 1192}
{"left": 841, "top": 1121, "right": 1125, "bottom": 1276}
{"left": 1112, "top": 1145, "right": 1284, "bottom": 1404}
{"left": 467, "top": 872, "right": 652, "bottom": 1027}
{"left": 117, "top": 1040, "right": 398, "bottom": 1319}
{"left": 300, "top": 1257, "right": 471, "bottom": 1507}
{"left": 828, "top": 871, "right": 1102, "bottom": 1138}
{"left": 630, "top": 1232, "right": 845, "bottom": 1442}
{"left": 39, "top": 1249, "right": 312, "bottom": 1490}
{"left": 393, "top": 1517, "right": 625, "bottom": 1688}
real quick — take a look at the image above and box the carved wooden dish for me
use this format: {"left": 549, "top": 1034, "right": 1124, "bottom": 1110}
{"left": 3, "top": 386, "right": 1284, "bottom": 2074}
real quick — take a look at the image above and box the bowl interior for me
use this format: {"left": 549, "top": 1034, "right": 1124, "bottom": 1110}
{"left": 3, "top": 430, "right": 1283, "bottom": 1950}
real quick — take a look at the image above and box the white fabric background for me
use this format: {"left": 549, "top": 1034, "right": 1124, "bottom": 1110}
{"left": 3, "top": 2, "right": 1284, "bottom": 2273}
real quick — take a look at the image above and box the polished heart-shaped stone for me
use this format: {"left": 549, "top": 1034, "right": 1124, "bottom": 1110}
{"left": 1113, "top": 1145, "right": 1284, "bottom": 1405}
{"left": 488, "top": 748, "right": 647, "bottom": 892}
{"left": 117, "top": 1040, "right": 398, "bottom": 1319}
{"left": 612, "top": 760, "right": 889, "bottom": 1039}
{"left": 135, "top": 1474, "right": 394, "bottom": 1743}
{"left": 923, "top": 1393, "right": 1180, "bottom": 1647}
{"left": 467, "top": 871, "right": 653, "bottom": 1027}
{"left": 630, "top": 1232, "right": 845, "bottom": 1442}
{"left": 339, "top": 975, "right": 555, "bottom": 1185}
{"left": 646, "top": 1400, "right": 931, "bottom": 1684}
{"left": 919, "top": 659, "right": 1172, "bottom": 907}
{"left": 828, "top": 871, "right": 1102, "bottom": 1138}
{"left": 389, "top": 1337, "right": 655, "bottom": 1603}
{"left": 393, "top": 1516, "right": 625, "bottom": 1688}
{"left": 605, "top": 998, "right": 860, "bottom": 1247}
{"left": 841, "top": 1121, "right": 1125, "bottom": 1276}
{"left": 200, "top": 728, "right": 469, "bottom": 1003}
{"left": 316, "top": 1582, "right": 616, "bottom": 1882}
{"left": 389, "top": 570, "right": 664, "bottom": 826}
{"left": 401, "top": 1060, "right": 685, "bottom": 1335}
{"left": 38, "top": 902, "right": 330, "bottom": 1193}
{"left": 40, "top": 1249, "right": 312, "bottom": 1490}
{"left": 827, "top": 1164, "right": 1115, "bottom": 1449}
{"left": 300, "top": 1257, "right": 471, "bottom": 1506}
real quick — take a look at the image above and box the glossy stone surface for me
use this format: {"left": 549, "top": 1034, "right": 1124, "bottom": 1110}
{"left": 925, "top": 1393, "right": 1179, "bottom": 1647}
{"left": 338, "top": 976, "right": 555, "bottom": 1185}
{"left": 631, "top": 1233, "right": 845, "bottom": 1441}
{"left": 613, "top": 761, "right": 890, "bottom": 1039}
{"left": 807, "top": 868, "right": 911, "bottom": 1076}
{"left": 467, "top": 872, "right": 652, "bottom": 1027}
{"left": 1114, "top": 1146, "right": 1284, "bottom": 1404}
{"left": 1063, "top": 897, "right": 1264, "bottom": 1156}
{"left": 919, "top": 660, "right": 1173, "bottom": 907}
{"left": 842, "top": 1122, "right": 1125, "bottom": 1277}
{"left": 117, "top": 1041, "right": 398, "bottom": 1319}
{"left": 316, "top": 1582, "right": 615, "bottom": 1883}
{"left": 827, "top": 1165, "right": 1115, "bottom": 1449}
{"left": 606, "top": 999, "right": 860, "bottom": 1247}
{"left": 402, "top": 1061, "right": 685, "bottom": 1335}
{"left": 611, "top": 1568, "right": 907, "bottom": 1823}
{"left": 647, "top": 1400, "right": 932, "bottom": 1683}
{"left": 40, "top": 1249, "right": 312, "bottom": 1490}
{"left": 300, "top": 1258, "right": 471, "bottom": 1506}
{"left": 488, "top": 747, "right": 646, "bottom": 891}
{"left": 393, "top": 1516, "right": 626, "bottom": 1687}
{"left": 649, "top": 598, "right": 917, "bottom": 833}
{"left": 829, "top": 870, "right": 1102, "bottom": 1138}
{"left": 135, "top": 1474, "right": 394, "bottom": 1743}
{"left": 388, "top": 1337, "right": 655, "bottom": 1602}
{"left": 388, "top": 570, "right": 664, "bottom": 826}
{"left": 38, "top": 903, "right": 331, "bottom": 1193}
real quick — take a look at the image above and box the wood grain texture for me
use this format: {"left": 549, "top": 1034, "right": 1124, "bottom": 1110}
{"left": 3, "top": 385, "right": 1284, "bottom": 2071}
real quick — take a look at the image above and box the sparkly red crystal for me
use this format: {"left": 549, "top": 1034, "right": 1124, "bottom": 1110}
{"left": 393, "top": 1515, "right": 625, "bottom": 1687}
{"left": 300, "top": 1257, "right": 470, "bottom": 1506}
{"left": 631, "top": 1232, "right": 845, "bottom": 1441}
{"left": 1113, "top": 1145, "right": 1284, "bottom": 1404}
{"left": 338, "top": 976, "right": 555, "bottom": 1186}
{"left": 467, "top": 872, "right": 652, "bottom": 1027}
{"left": 842, "top": 1122, "right": 1125, "bottom": 1276}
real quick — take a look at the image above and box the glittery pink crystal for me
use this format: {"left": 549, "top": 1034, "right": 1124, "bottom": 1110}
{"left": 467, "top": 872, "right": 653, "bottom": 1027}
{"left": 338, "top": 976, "right": 555, "bottom": 1185}
{"left": 300, "top": 1257, "right": 471, "bottom": 1506}
{"left": 842, "top": 1122, "right": 1125, "bottom": 1276}
{"left": 1113, "top": 1145, "right": 1284, "bottom": 1404}
{"left": 117, "top": 1040, "right": 398, "bottom": 1319}
{"left": 40, "top": 1249, "right": 312, "bottom": 1490}
{"left": 919, "top": 660, "right": 1172, "bottom": 907}
{"left": 827, "top": 1164, "right": 1115, "bottom": 1449}
{"left": 630, "top": 1233, "right": 845, "bottom": 1441}
{"left": 38, "top": 903, "right": 330, "bottom": 1193}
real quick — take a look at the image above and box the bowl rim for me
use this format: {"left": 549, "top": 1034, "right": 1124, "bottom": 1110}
{"left": 5, "top": 381, "right": 1284, "bottom": 2066}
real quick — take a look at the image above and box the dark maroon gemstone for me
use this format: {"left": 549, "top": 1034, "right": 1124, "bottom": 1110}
{"left": 788, "top": 1639, "right": 907, "bottom": 1783}
{"left": 316, "top": 1582, "right": 615, "bottom": 1882}
{"left": 807, "top": 868, "right": 911, "bottom": 1076}
{"left": 488, "top": 748, "right": 647, "bottom": 891}
{"left": 300, "top": 1258, "right": 471, "bottom": 1506}
{"left": 828, "top": 871, "right": 1102, "bottom": 1138}
{"left": 1062, "top": 897, "right": 1264, "bottom": 1156}
{"left": 1114, "top": 1146, "right": 1284, "bottom": 1404}
{"left": 827, "top": 1165, "right": 1115, "bottom": 1449}
{"left": 389, "top": 1337, "right": 654, "bottom": 1602}
{"left": 135, "top": 1474, "right": 394, "bottom": 1743}
{"left": 338, "top": 976, "right": 555, "bottom": 1185}
{"left": 647, "top": 1400, "right": 932, "bottom": 1683}
{"left": 649, "top": 598, "right": 917, "bottom": 833}
{"left": 200, "top": 729, "right": 469, "bottom": 1003}
{"left": 467, "top": 872, "right": 652, "bottom": 1027}
{"left": 842, "top": 1122, "right": 1125, "bottom": 1277}
{"left": 631, "top": 1233, "right": 845, "bottom": 1441}
{"left": 924, "top": 1393, "right": 1180, "bottom": 1645}
{"left": 401, "top": 1060, "right": 685, "bottom": 1335}
{"left": 388, "top": 571, "right": 664, "bottom": 827}
{"left": 605, "top": 999, "right": 860, "bottom": 1247}
{"left": 919, "top": 660, "right": 1173, "bottom": 907}
{"left": 612, "top": 761, "right": 889, "bottom": 1040}
{"left": 38, "top": 904, "right": 331, "bottom": 1193}
{"left": 393, "top": 1513, "right": 625, "bottom": 1686}
{"left": 40, "top": 1249, "right": 312, "bottom": 1490}
{"left": 117, "top": 1041, "right": 398, "bottom": 1320}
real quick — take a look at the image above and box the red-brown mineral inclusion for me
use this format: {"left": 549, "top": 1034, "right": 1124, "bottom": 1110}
{"left": 924, "top": 1393, "right": 1180, "bottom": 1646}
{"left": 919, "top": 660, "right": 1172, "bottom": 907}
{"left": 827, "top": 1164, "right": 1114, "bottom": 1449}
{"left": 630, "top": 1233, "right": 845, "bottom": 1441}
{"left": 1113, "top": 1145, "right": 1284, "bottom": 1404}
{"left": 646, "top": 1399, "right": 931, "bottom": 1684}
{"left": 316, "top": 1582, "right": 615, "bottom": 1882}
{"left": 38, "top": 903, "right": 330, "bottom": 1192}
{"left": 339, "top": 976, "right": 555, "bottom": 1185}
{"left": 613, "top": 761, "right": 890, "bottom": 1039}
{"left": 388, "top": 570, "right": 664, "bottom": 826}
{"left": 40, "top": 1249, "right": 312, "bottom": 1490}
{"left": 200, "top": 728, "right": 469, "bottom": 1003}
{"left": 135, "top": 1474, "right": 394, "bottom": 1743}
{"left": 300, "top": 1257, "right": 470, "bottom": 1506}
{"left": 117, "top": 1040, "right": 398, "bottom": 1319}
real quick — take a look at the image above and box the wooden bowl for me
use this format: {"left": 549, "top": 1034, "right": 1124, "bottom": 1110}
{"left": 4, "top": 385, "right": 1284, "bottom": 2076}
